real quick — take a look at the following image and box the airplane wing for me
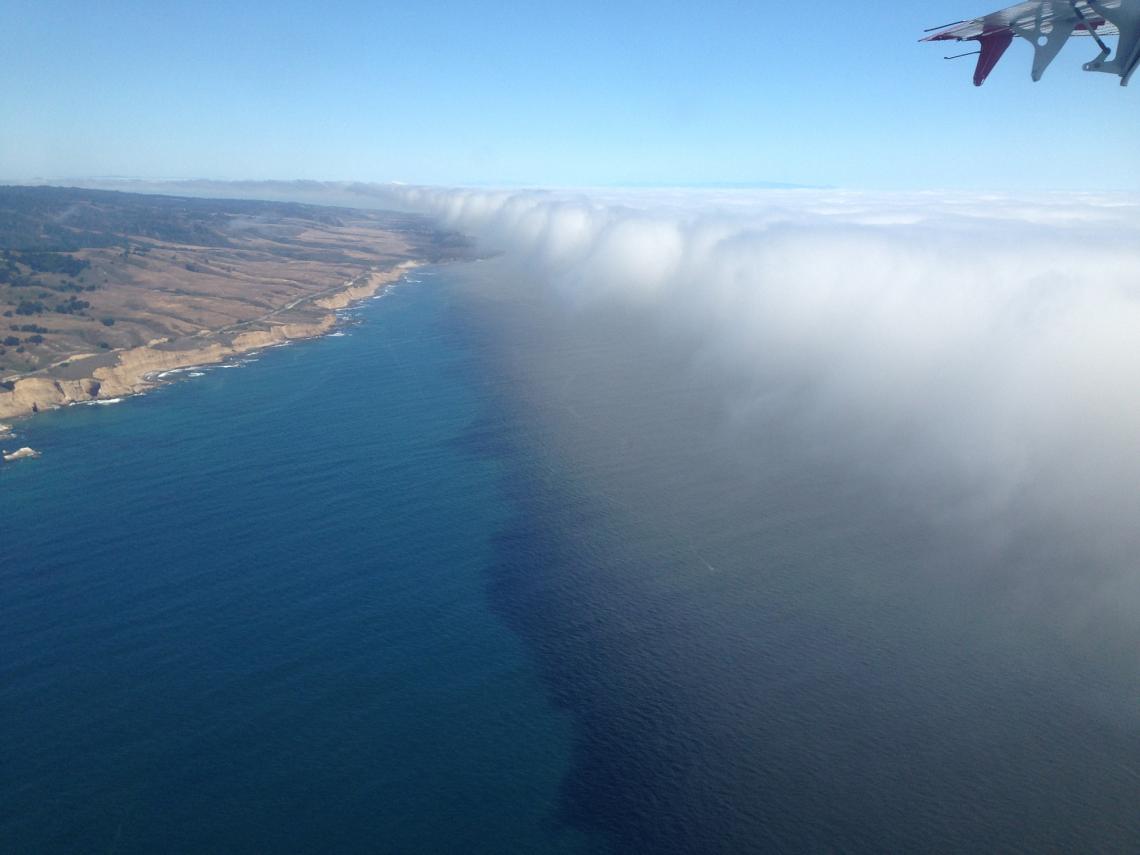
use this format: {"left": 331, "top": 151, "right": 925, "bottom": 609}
{"left": 922, "top": 0, "right": 1140, "bottom": 86}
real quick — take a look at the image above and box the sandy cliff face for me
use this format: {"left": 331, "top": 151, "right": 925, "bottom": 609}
{"left": 315, "top": 263, "right": 417, "bottom": 309}
{"left": 0, "top": 319, "right": 332, "bottom": 420}
{"left": 0, "top": 264, "right": 417, "bottom": 421}
{"left": 0, "top": 377, "right": 102, "bottom": 418}
{"left": 315, "top": 280, "right": 385, "bottom": 310}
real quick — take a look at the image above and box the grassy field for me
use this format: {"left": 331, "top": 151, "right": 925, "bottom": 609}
{"left": 0, "top": 186, "right": 465, "bottom": 380}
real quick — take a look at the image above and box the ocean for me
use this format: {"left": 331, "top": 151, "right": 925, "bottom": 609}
{"left": 2, "top": 263, "right": 1138, "bottom": 852}
{"left": 0, "top": 272, "right": 597, "bottom": 854}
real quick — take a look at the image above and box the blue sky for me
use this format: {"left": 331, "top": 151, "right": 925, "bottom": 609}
{"left": 2, "top": 0, "right": 1138, "bottom": 190}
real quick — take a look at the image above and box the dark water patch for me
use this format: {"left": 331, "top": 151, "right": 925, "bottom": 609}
{"left": 448, "top": 263, "right": 1140, "bottom": 853}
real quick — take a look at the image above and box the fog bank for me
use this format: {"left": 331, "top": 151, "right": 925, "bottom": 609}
{"left": 397, "top": 187, "right": 1140, "bottom": 551}
{"left": 72, "top": 179, "right": 1140, "bottom": 554}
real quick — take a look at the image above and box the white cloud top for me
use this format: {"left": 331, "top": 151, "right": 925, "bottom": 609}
{"left": 386, "top": 186, "right": 1140, "bottom": 556}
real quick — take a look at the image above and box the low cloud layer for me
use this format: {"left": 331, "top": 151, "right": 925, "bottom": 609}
{"left": 75, "top": 179, "right": 1140, "bottom": 550}
{"left": 400, "top": 186, "right": 1140, "bottom": 562}
{"left": 398, "top": 191, "right": 1134, "bottom": 485}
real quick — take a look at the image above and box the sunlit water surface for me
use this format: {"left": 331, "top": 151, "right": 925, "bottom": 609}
{"left": 3, "top": 265, "right": 1138, "bottom": 853}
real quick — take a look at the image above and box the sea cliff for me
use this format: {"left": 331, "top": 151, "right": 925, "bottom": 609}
{"left": 0, "top": 263, "right": 416, "bottom": 421}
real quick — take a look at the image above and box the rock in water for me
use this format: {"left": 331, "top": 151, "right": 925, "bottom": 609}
{"left": 2, "top": 447, "right": 40, "bottom": 462}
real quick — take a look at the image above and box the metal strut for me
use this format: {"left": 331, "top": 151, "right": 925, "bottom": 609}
{"left": 1009, "top": 5, "right": 1078, "bottom": 81}
{"left": 1083, "top": 0, "right": 1140, "bottom": 85}
{"left": 1071, "top": 0, "right": 1112, "bottom": 70}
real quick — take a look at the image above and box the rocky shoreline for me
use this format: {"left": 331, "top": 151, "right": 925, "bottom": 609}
{"left": 0, "top": 422, "right": 37, "bottom": 464}
{"left": 0, "top": 261, "right": 419, "bottom": 425}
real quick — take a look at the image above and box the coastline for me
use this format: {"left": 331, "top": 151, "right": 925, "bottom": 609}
{"left": 0, "top": 260, "right": 420, "bottom": 424}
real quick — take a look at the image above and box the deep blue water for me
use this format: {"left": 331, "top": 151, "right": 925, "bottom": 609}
{"left": 0, "top": 272, "right": 599, "bottom": 854}
{"left": 3, "top": 264, "right": 1139, "bottom": 853}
